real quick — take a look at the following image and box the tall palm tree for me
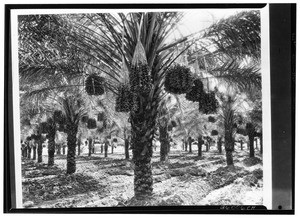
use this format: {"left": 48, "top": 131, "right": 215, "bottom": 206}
{"left": 190, "top": 10, "right": 261, "bottom": 94}
{"left": 186, "top": 10, "right": 262, "bottom": 165}
{"left": 217, "top": 94, "right": 237, "bottom": 165}
{"left": 19, "top": 14, "right": 94, "bottom": 172}
{"left": 216, "top": 90, "right": 251, "bottom": 165}
{"left": 248, "top": 90, "right": 262, "bottom": 155}
{"left": 59, "top": 95, "right": 87, "bottom": 173}
{"left": 70, "top": 12, "right": 194, "bottom": 199}
{"left": 156, "top": 95, "right": 181, "bottom": 161}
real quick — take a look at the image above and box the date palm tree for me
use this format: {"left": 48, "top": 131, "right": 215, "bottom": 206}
{"left": 187, "top": 10, "right": 262, "bottom": 165}
{"left": 19, "top": 14, "right": 90, "bottom": 172}
{"left": 59, "top": 94, "right": 87, "bottom": 173}
{"left": 18, "top": 10, "right": 262, "bottom": 200}
{"left": 70, "top": 12, "right": 195, "bottom": 199}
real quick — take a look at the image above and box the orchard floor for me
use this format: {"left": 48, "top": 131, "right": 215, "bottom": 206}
{"left": 21, "top": 147, "right": 263, "bottom": 208}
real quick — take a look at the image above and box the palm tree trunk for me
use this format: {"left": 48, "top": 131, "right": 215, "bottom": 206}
{"left": 47, "top": 134, "right": 55, "bottom": 166}
{"left": 188, "top": 137, "right": 192, "bottom": 153}
{"left": 27, "top": 145, "right": 31, "bottom": 159}
{"left": 32, "top": 145, "right": 37, "bottom": 160}
{"left": 225, "top": 149, "right": 234, "bottom": 165}
{"left": 125, "top": 138, "right": 130, "bottom": 159}
{"left": 130, "top": 95, "right": 157, "bottom": 200}
{"left": 24, "top": 144, "right": 28, "bottom": 158}
{"left": 63, "top": 145, "right": 66, "bottom": 155}
{"left": 259, "top": 134, "right": 263, "bottom": 154}
{"left": 77, "top": 136, "right": 81, "bottom": 156}
{"left": 218, "top": 137, "right": 222, "bottom": 153}
{"left": 159, "top": 124, "right": 169, "bottom": 162}
{"left": 249, "top": 133, "right": 255, "bottom": 157}
{"left": 104, "top": 141, "right": 108, "bottom": 157}
{"left": 225, "top": 131, "right": 234, "bottom": 166}
{"left": 88, "top": 137, "right": 93, "bottom": 157}
{"left": 66, "top": 124, "right": 78, "bottom": 174}
{"left": 197, "top": 137, "right": 203, "bottom": 157}
{"left": 56, "top": 144, "right": 61, "bottom": 155}
{"left": 37, "top": 140, "right": 43, "bottom": 163}
{"left": 111, "top": 142, "right": 114, "bottom": 154}
{"left": 206, "top": 142, "right": 209, "bottom": 152}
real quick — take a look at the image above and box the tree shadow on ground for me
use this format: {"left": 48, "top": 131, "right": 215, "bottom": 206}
{"left": 22, "top": 171, "right": 107, "bottom": 205}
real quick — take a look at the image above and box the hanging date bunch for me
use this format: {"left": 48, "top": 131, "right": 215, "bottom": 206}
{"left": 97, "top": 112, "right": 105, "bottom": 122}
{"left": 185, "top": 78, "right": 205, "bottom": 102}
{"left": 115, "top": 83, "right": 133, "bottom": 112}
{"left": 129, "top": 39, "right": 152, "bottom": 95}
{"left": 87, "top": 118, "right": 97, "bottom": 129}
{"left": 211, "top": 130, "right": 218, "bottom": 136}
{"left": 164, "top": 64, "right": 193, "bottom": 94}
{"left": 85, "top": 74, "right": 105, "bottom": 96}
{"left": 199, "top": 92, "right": 219, "bottom": 114}
{"left": 81, "top": 115, "right": 89, "bottom": 123}
{"left": 208, "top": 116, "right": 216, "bottom": 123}
{"left": 171, "top": 120, "right": 177, "bottom": 127}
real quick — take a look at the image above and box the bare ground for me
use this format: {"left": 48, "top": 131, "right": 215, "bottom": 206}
{"left": 21, "top": 147, "right": 263, "bottom": 208}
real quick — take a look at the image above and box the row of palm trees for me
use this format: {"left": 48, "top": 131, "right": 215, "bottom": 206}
{"left": 19, "top": 10, "right": 262, "bottom": 200}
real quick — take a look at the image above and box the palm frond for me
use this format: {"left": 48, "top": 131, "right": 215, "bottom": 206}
{"left": 204, "top": 10, "right": 261, "bottom": 59}
{"left": 209, "top": 60, "right": 261, "bottom": 92}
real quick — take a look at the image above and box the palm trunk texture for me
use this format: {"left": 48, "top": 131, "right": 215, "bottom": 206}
{"left": 218, "top": 137, "right": 222, "bottom": 154}
{"left": 125, "top": 138, "right": 130, "bottom": 159}
{"left": 259, "top": 134, "right": 263, "bottom": 154}
{"left": 47, "top": 122, "right": 56, "bottom": 166}
{"left": 66, "top": 124, "right": 78, "bottom": 174}
{"left": 104, "top": 142, "right": 108, "bottom": 157}
{"left": 37, "top": 140, "right": 43, "bottom": 163}
{"left": 188, "top": 138, "right": 192, "bottom": 153}
{"left": 159, "top": 124, "right": 169, "bottom": 162}
{"left": 249, "top": 133, "right": 255, "bottom": 158}
{"left": 47, "top": 134, "right": 55, "bottom": 166}
{"left": 57, "top": 144, "right": 61, "bottom": 155}
{"left": 77, "top": 137, "right": 81, "bottom": 155}
{"left": 197, "top": 137, "right": 203, "bottom": 157}
{"left": 225, "top": 131, "right": 234, "bottom": 166}
{"left": 206, "top": 142, "right": 209, "bottom": 152}
{"left": 27, "top": 146, "right": 31, "bottom": 159}
{"left": 32, "top": 146, "right": 37, "bottom": 160}
{"left": 130, "top": 94, "right": 157, "bottom": 200}
{"left": 88, "top": 137, "right": 93, "bottom": 157}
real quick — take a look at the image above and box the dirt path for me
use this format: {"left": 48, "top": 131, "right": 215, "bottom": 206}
{"left": 22, "top": 149, "right": 263, "bottom": 207}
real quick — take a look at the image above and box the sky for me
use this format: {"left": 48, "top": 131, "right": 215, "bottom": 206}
{"left": 171, "top": 9, "right": 252, "bottom": 41}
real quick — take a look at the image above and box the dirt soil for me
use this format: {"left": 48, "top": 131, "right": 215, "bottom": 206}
{"left": 21, "top": 148, "right": 263, "bottom": 208}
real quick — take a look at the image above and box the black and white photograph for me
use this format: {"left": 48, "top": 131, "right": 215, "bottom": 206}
{"left": 8, "top": 5, "right": 274, "bottom": 210}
